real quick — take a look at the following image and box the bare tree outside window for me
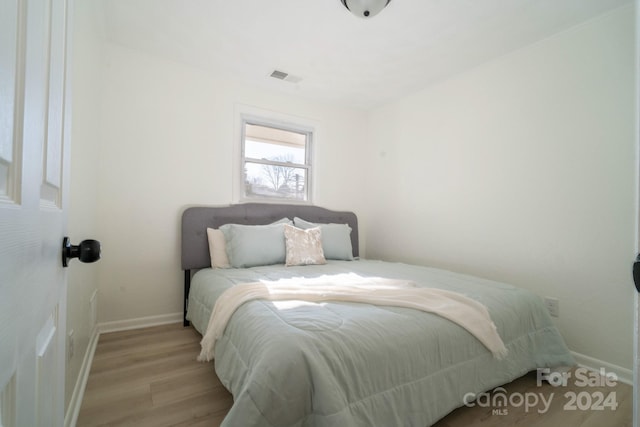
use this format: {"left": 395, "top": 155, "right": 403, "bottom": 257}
{"left": 262, "top": 155, "right": 297, "bottom": 192}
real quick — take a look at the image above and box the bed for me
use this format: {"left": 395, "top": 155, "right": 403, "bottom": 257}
{"left": 181, "top": 203, "right": 575, "bottom": 427}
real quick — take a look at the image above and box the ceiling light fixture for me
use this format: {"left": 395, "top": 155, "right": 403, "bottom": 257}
{"left": 341, "top": 0, "right": 391, "bottom": 18}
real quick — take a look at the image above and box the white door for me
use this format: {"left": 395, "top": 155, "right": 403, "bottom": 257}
{"left": 0, "top": 0, "right": 72, "bottom": 426}
{"left": 635, "top": 2, "right": 640, "bottom": 426}
{"left": 635, "top": 2, "right": 640, "bottom": 427}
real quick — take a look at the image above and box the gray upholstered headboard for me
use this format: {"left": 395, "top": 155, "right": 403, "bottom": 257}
{"left": 181, "top": 203, "right": 359, "bottom": 271}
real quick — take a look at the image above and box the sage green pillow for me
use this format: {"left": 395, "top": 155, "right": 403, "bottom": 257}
{"left": 220, "top": 218, "right": 292, "bottom": 268}
{"left": 293, "top": 217, "right": 354, "bottom": 261}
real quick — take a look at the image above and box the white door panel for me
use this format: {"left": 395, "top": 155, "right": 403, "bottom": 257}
{"left": 0, "top": 0, "right": 24, "bottom": 204}
{"left": 0, "top": 0, "right": 71, "bottom": 426}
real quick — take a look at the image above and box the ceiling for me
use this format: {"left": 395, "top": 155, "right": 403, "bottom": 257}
{"left": 101, "top": 0, "right": 631, "bottom": 110}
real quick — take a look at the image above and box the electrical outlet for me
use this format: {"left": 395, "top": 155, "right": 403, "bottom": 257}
{"left": 544, "top": 297, "right": 559, "bottom": 317}
{"left": 68, "top": 330, "right": 75, "bottom": 360}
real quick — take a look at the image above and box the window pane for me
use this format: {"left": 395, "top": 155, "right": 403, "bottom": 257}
{"left": 244, "top": 162, "right": 307, "bottom": 201}
{"left": 241, "top": 120, "right": 312, "bottom": 202}
{"left": 245, "top": 139, "right": 305, "bottom": 164}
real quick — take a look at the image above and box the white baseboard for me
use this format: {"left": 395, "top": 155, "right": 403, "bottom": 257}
{"left": 64, "top": 325, "right": 100, "bottom": 427}
{"left": 98, "top": 312, "right": 183, "bottom": 334}
{"left": 571, "top": 350, "right": 633, "bottom": 386}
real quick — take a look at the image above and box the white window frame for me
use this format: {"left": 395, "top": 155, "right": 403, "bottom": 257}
{"left": 234, "top": 105, "right": 315, "bottom": 204}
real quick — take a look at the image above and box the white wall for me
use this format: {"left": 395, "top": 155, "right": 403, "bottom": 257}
{"left": 66, "top": 0, "right": 103, "bottom": 411}
{"left": 95, "top": 43, "right": 369, "bottom": 323}
{"left": 366, "top": 6, "right": 636, "bottom": 371}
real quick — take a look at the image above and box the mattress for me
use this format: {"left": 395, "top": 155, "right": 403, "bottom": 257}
{"left": 187, "top": 259, "right": 575, "bottom": 427}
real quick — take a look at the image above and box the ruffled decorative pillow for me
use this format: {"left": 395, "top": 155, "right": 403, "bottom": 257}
{"left": 284, "top": 224, "right": 326, "bottom": 266}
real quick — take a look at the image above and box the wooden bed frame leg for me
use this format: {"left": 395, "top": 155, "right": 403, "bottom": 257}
{"left": 184, "top": 269, "right": 191, "bottom": 327}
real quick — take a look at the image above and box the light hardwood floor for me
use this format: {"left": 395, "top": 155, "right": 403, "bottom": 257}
{"left": 77, "top": 323, "right": 633, "bottom": 427}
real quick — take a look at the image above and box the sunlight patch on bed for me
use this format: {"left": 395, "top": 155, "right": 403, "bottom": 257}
{"left": 259, "top": 273, "right": 417, "bottom": 290}
{"left": 272, "top": 300, "right": 320, "bottom": 310}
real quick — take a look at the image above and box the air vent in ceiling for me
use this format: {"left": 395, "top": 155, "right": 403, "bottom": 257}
{"left": 270, "top": 70, "right": 288, "bottom": 80}
{"left": 269, "top": 69, "right": 302, "bottom": 84}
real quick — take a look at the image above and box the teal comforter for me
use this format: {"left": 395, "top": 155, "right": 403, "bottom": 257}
{"left": 187, "top": 260, "right": 575, "bottom": 427}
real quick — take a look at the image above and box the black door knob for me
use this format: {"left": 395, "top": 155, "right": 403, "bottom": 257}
{"left": 633, "top": 254, "right": 640, "bottom": 293}
{"left": 62, "top": 237, "right": 101, "bottom": 267}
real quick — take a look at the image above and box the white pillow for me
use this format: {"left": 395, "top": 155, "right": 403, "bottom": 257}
{"left": 206, "top": 228, "right": 230, "bottom": 268}
{"left": 284, "top": 224, "right": 326, "bottom": 267}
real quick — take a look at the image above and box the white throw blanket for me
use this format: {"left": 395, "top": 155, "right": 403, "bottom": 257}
{"left": 198, "top": 274, "right": 508, "bottom": 361}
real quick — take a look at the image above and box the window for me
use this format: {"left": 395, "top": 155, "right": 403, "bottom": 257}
{"left": 240, "top": 118, "right": 312, "bottom": 203}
